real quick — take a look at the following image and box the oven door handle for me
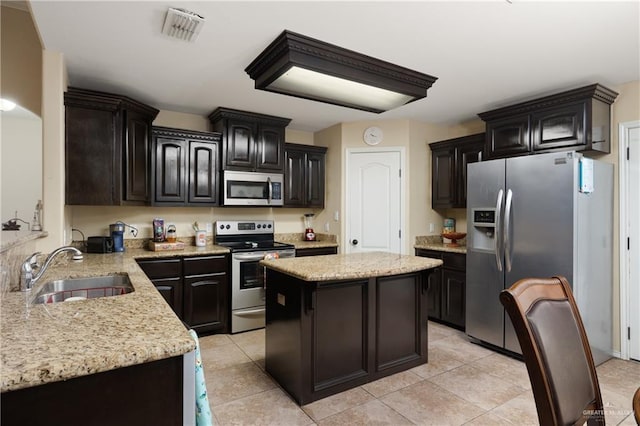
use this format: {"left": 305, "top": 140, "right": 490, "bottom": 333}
{"left": 233, "top": 253, "right": 267, "bottom": 261}
{"left": 234, "top": 307, "right": 265, "bottom": 316}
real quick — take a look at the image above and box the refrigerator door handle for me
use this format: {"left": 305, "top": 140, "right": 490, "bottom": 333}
{"left": 504, "top": 189, "right": 514, "bottom": 272}
{"left": 495, "top": 189, "right": 504, "bottom": 272}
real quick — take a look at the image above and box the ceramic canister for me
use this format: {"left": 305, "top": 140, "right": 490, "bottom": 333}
{"left": 443, "top": 218, "right": 456, "bottom": 234}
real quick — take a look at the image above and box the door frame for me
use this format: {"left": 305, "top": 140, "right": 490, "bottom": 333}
{"left": 618, "top": 119, "right": 640, "bottom": 360}
{"left": 344, "top": 147, "right": 406, "bottom": 254}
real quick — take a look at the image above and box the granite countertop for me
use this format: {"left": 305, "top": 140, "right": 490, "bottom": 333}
{"left": 0, "top": 230, "right": 48, "bottom": 253}
{"left": 125, "top": 244, "right": 230, "bottom": 258}
{"left": 261, "top": 251, "right": 442, "bottom": 281}
{"left": 1, "top": 244, "right": 230, "bottom": 393}
{"left": 414, "top": 235, "right": 467, "bottom": 254}
{"left": 286, "top": 240, "right": 339, "bottom": 250}
{"left": 275, "top": 232, "right": 339, "bottom": 250}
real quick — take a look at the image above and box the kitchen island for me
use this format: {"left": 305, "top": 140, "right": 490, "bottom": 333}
{"left": 0, "top": 245, "right": 229, "bottom": 426}
{"left": 260, "top": 251, "right": 442, "bottom": 404}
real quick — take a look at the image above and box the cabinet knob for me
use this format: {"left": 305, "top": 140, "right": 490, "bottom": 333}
{"left": 351, "top": 239, "right": 358, "bottom": 245}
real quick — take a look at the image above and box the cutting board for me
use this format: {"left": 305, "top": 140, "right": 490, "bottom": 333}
{"left": 148, "top": 241, "right": 186, "bottom": 251}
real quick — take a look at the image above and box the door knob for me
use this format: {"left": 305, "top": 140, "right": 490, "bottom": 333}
{"left": 351, "top": 239, "right": 358, "bottom": 245}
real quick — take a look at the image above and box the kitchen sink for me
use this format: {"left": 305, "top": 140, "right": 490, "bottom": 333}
{"left": 32, "top": 274, "right": 134, "bottom": 304}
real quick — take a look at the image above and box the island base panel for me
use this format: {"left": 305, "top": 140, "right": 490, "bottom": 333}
{"left": 265, "top": 269, "right": 429, "bottom": 405}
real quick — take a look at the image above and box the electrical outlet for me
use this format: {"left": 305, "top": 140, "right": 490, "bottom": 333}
{"left": 429, "top": 223, "right": 435, "bottom": 233}
{"left": 324, "top": 222, "right": 330, "bottom": 232}
{"left": 205, "top": 222, "right": 212, "bottom": 233}
{"left": 127, "top": 224, "right": 140, "bottom": 239}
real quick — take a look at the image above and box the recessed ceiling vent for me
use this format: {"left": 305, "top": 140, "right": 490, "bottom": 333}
{"left": 161, "top": 8, "right": 205, "bottom": 42}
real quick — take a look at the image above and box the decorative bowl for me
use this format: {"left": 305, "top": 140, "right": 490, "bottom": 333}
{"left": 441, "top": 232, "right": 467, "bottom": 247}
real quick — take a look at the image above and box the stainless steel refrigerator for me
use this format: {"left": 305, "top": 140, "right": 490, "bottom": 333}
{"left": 466, "top": 151, "right": 613, "bottom": 365}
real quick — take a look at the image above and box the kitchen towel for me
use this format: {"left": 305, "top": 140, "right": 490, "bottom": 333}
{"left": 189, "top": 329, "right": 213, "bottom": 426}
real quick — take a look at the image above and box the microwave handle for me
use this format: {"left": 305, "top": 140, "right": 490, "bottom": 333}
{"left": 267, "top": 177, "right": 273, "bottom": 203}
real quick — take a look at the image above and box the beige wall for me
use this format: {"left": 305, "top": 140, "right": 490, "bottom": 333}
{"left": 314, "top": 124, "right": 342, "bottom": 243}
{"left": 1, "top": 111, "right": 42, "bottom": 222}
{"left": 0, "top": 5, "right": 42, "bottom": 116}
{"left": 285, "top": 129, "right": 314, "bottom": 146}
{"left": 154, "top": 110, "right": 209, "bottom": 132}
{"left": 37, "top": 50, "right": 69, "bottom": 252}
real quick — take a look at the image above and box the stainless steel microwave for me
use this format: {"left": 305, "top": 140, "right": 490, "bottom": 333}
{"left": 223, "top": 170, "right": 284, "bottom": 206}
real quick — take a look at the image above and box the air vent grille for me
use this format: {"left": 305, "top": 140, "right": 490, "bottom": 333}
{"left": 161, "top": 8, "right": 205, "bottom": 42}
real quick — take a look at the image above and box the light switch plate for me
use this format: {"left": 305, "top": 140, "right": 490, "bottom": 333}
{"left": 205, "top": 223, "right": 212, "bottom": 233}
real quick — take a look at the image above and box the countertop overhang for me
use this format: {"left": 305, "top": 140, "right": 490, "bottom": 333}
{"left": 413, "top": 242, "right": 467, "bottom": 254}
{"left": 1, "top": 245, "right": 230, "bottom": 393}
{"left": 261, "top": 251, "right": 443, "bottom": 281}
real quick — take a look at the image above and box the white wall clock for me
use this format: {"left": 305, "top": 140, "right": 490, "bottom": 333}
{"left": 363, "top": 126, "right": 383, "bottom": 145}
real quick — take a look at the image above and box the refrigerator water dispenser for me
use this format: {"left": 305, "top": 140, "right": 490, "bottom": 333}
{"left": 471, "top": 208, "right": 497, "bottom": 251}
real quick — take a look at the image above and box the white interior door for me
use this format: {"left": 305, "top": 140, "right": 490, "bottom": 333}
{"left": 627, "top": 125, "right": 640, "bottom": 361}
{"left": 346, "top": 149, "right": 402, "bottom": 254}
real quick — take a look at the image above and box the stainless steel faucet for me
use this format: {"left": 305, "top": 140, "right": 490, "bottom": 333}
{"left": 21, "top": 246, "right": 84, "bottom": 291}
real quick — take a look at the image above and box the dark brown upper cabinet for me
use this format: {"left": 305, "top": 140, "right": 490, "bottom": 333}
{"left": 429, "top": 133, "right": 484, "bottom": 209}
{"left": 64, "top": 87, "right": 159, "bottom": 205}
{"left": 284, "top": 143, "right": 327, "bottom": 208}
{"left": 151, "top": 127, "right": 221, "bottom": 206}
{"left": 208, "top": 108, "right": 291, "bottom": 173}
{"left": 479, "top": 84, "right": 618, "bottom": 160}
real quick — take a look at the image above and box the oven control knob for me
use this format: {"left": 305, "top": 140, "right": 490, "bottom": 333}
{"left": 225, "top": 224, "right": 230, "bottom": 229}
{"left": 267, "top": 224, "right": 272, "bottom": 229}
{"left": 219, "top": 224, "right": 224, "bottom": 230}
{"left": 257, "top": 224, "right": 262, "bottom": 229}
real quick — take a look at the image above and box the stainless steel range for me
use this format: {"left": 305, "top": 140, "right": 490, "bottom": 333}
{"left": 215, "top": 220, "right": 295, "bottom": 333}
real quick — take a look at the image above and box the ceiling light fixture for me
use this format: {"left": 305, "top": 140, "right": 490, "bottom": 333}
{"left": 161, "top": 8, "right": 205, "bottom": 42}
{"left": 245, "top": 30, "right": 438, "bottom": 113}
{"left": 0, "top": 98, "right": 17, "bottom": 111}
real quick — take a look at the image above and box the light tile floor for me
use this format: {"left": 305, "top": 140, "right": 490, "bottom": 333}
{"left": 199, "top": 322, "right": 640, "bottom": 425}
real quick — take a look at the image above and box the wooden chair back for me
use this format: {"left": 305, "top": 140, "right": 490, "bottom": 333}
{"left": 500, "top": 276, "right": 604, "bottom": 425}
{"left": 633, "top": 387, "right": 640, "bottom": 424}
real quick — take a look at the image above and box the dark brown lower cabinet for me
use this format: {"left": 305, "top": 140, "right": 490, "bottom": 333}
{"left": 183, "top": 255, "right": 228, "bottom": 333}
{"left": 294, "top": 246, "right": 338, "bottom": 257}
{"left": 265, "top": 269, "right": 429, "bottom": 404}
{"left": 1, "top": 356, "right": 183, "bottom": 426}
{"left": 441, "top": 268, "right": 465, "bottom": 328}
{"left": 425, "top": 264, "right": 442, "bottom": 319}
{"left": 137, "top": 254, "right": 230, "bottom": 334}
{"left": 137, "top": 257, "right": 183, "bottom": 318}
{"left": 415, "top": 249, "right": 466, "bottom": 330}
